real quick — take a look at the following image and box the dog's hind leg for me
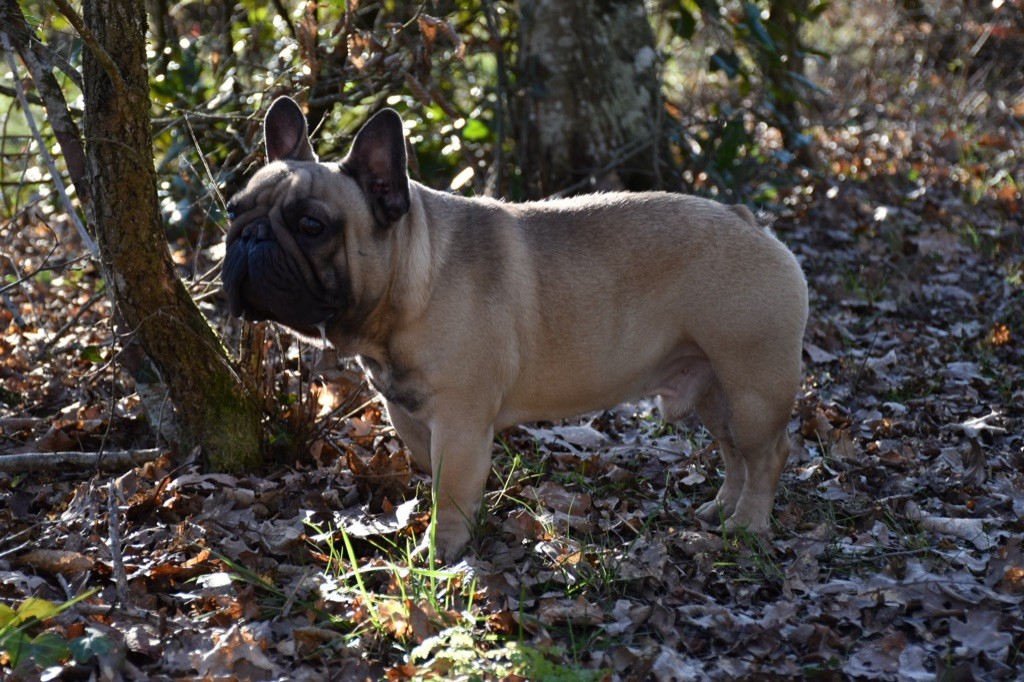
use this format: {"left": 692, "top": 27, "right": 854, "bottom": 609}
{"left": 694, "top": 380, "right": 746, "bottom": 523}
{"left": 717, "top": 387, "right": 793, "bottom": 535}
{"left": 655, "top": 360, "right": 745, "bottom": 523}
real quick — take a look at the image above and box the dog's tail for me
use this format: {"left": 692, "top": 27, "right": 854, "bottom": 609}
{"left": 729, "top": 204, "right": 777, "bottom": 232}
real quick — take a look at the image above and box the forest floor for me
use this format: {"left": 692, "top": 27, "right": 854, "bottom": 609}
{"left": 2, "top": 11, "right": 1024, "bottom": 682}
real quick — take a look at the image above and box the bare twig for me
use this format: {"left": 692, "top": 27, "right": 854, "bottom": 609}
{"left": 0, "top": 0, "right": 84, "bottom": 90}
{"left": 35, "top": 287, "right": 108, "bottom": 359}
{"left": 182, "top": 113, "right": 225, "bottom": 281}
{"left": 0, "top": 253, "right": 92, "bottom": 296}
{"left": 108, "top": 478, "right": 131, "bottom": 605}
{"left": 271, "top": 0, "right": 299, "bottom": 40}
{"left": 0, "top": 231, "right": 63, "bottom": 295}
{"left": 549, "top": 138, "right": 655, "bottom": 198}
{"left": 1, "top": 291, "right": 26, "bottom": 327}
{"left": 51, "top": 0, "right": 126, "bottom": 97}
{"left": 0, "top": 449, "right": 166, "bottom": 473}
{"left": 0, "top": 83, "right": 43, "bottom": 105}
{"left": 74, "top": 602, "right": 160, "bottom": 621}
{"left": 0, "top": 33, "right": 98, "bottom": 255}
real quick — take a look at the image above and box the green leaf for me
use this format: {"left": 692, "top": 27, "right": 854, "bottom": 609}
{"left": 69, "top": 628, "right": 116, "bottom": 664}
{"left": 0, "top": 603, "right": 17, "bottom": 628}
{"left": 80, "top": 346, "right": 106, "bottom": 364}
{"left": 461, "top": 118, "right": 490, "bottom": 142}
{"left": 17, "top": 598, "right": 62, "bottom": 622}
{"left": 29, "top": 631, "right": 69, "bottom": 668}
{"left": 715, "top": 119, "right": 749, "bottom": 169}
{"left": 0, "top": 629, "right": 31, "bottom": 667}
{"left": 804, "top": 0, "right": 832, "bottom": 20}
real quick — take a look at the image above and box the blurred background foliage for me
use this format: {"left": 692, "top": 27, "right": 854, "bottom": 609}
{"left": 2, "top": 0, "right": 1022, "bottom": 258}
{"left": 2, "top": 0, "right": 832, "bottom": 244}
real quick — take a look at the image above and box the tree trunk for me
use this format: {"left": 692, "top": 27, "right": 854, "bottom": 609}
{"left": 516, "top": 0, "right": 666, "bottom": 198}
{"left": 80, "top": 0, "right": 262, "bottom": 472}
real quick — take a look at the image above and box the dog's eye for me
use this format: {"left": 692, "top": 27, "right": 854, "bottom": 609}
{"left": 226, "top": 202, "right": 237, "bottom": 221}
{"left": 298, "top": 216, "right": 323, "bottom": 237}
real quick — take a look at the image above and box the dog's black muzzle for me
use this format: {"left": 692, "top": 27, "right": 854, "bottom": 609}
{"left": 222, "top": 216, "right": 344, "bottom": 334}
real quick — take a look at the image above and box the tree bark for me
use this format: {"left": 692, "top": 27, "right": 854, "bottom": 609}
{"left": 80, "top": 0, "right": 263, "bottom": 472}
{"left": 516, "top": 0, "right": 666, "bottom": 198}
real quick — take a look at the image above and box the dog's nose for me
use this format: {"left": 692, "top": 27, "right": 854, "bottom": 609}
{"left": 242, "top": 218, "right": 272, "bottom": 241}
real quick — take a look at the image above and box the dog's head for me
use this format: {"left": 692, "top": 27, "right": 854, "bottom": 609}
{"left": 222, "top": 97, "right": 410, "bottom": 338}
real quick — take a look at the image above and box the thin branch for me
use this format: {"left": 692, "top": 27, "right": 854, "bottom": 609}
{"left": 0, "top": 83, "right": 43, "bottom": 105}
{"left": 1, "top": 34, "right": 98, "bottom": 255}
{"left": 0, "top": 449, "right": 166, "bottom": 473}
{"left": 51, "top": 0, "right": 126, "bottom": 97}
{"left": 1, "top": 292, "right": 26, "bottom": 327}
{"left": 549, "top": 138, "right": 655, "bottom": 198}
{"left": 271, "top": 0, "right": 299, "bottom": 41}
{"left": 0, "top": 0, "right": 88, "bottom": 194}
{"left": 74, "top": 602, "right": 161, "bottom": 621}
{"left": 35, "top": 287, "right": 108, "bottom": 360}
{"left": 0, "top": 230, "right": 63, "bottom": 295}
{"left": 108, "top": 479, "right": 131, "bottom": 605}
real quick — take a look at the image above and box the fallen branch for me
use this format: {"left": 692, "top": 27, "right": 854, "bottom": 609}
{"left": 0, "top": 449, "right": 166, "bottom": 473}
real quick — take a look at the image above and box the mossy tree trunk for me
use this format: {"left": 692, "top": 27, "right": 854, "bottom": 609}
{"left": 80, "top": 0, "right": 262, "bottom": 472}
{"left": 516, "top": 0, "right": 667, "bottom": 198}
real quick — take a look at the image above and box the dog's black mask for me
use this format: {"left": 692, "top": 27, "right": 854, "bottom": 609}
{"left": 220, "top": 97, "right": 408, "bottom": 337}
{"left": 221, "top": 192, "right": 349, "bottom": 337}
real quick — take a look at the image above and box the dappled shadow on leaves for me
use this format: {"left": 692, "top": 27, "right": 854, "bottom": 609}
{"left": 3, "top": 2, "right": 1024, "bottom": 679}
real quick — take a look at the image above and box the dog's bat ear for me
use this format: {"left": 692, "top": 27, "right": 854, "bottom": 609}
{"left": 345, "top": 108, "right": 410, "bottom": 226}
{"left": 264, "top": 96, "right": 318, "bottom": 163}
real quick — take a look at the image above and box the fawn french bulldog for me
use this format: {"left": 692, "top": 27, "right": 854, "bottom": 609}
{"left": 223, "top": 97, "right": 809, "bottom": 561}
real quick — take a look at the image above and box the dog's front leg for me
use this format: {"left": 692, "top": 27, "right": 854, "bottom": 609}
{"left": 420, "top": 415, "right": 495, "bottom": 563}
{"left": 384, "top": 400, "right": 431, "bottom": 472}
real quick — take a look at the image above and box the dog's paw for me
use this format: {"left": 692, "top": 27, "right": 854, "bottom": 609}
{"left": 695, "top": 497, "right": 737, "bottom": 524}
{"left": 722, "top": 512, "right": 771, "bottom": 537}
{"left": 414, "top": 522, "right": 471, "bottom": 565}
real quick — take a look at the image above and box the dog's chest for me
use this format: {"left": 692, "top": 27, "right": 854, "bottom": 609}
{"left": 358, "top": 355, "right": 424, "bottom": 414}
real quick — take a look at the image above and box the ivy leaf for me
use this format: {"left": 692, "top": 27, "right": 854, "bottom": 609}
{"left": 0, "top": 630, "right": 31, "bottom": 668}
{"left": 69, "top": 627, "right": 116, "bottom": 664}
{"left": 670, "top": 4, "right": 697, "bottom": 39}
{"left": 28, "top": 631, "right": 69, "bottom": 668}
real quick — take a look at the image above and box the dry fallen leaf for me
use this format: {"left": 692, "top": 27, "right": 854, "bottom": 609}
{"left": 17, "top": 549, "right": 94, "bottom": 575}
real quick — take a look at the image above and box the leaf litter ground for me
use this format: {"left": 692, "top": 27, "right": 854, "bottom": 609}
{"left": 2, "top": 19, "right": 1024, "bottom": 682}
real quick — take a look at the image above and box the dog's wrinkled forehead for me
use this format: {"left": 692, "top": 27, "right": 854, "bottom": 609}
{"left": 230, "top": 160, "right": 349, "bottom": 213}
